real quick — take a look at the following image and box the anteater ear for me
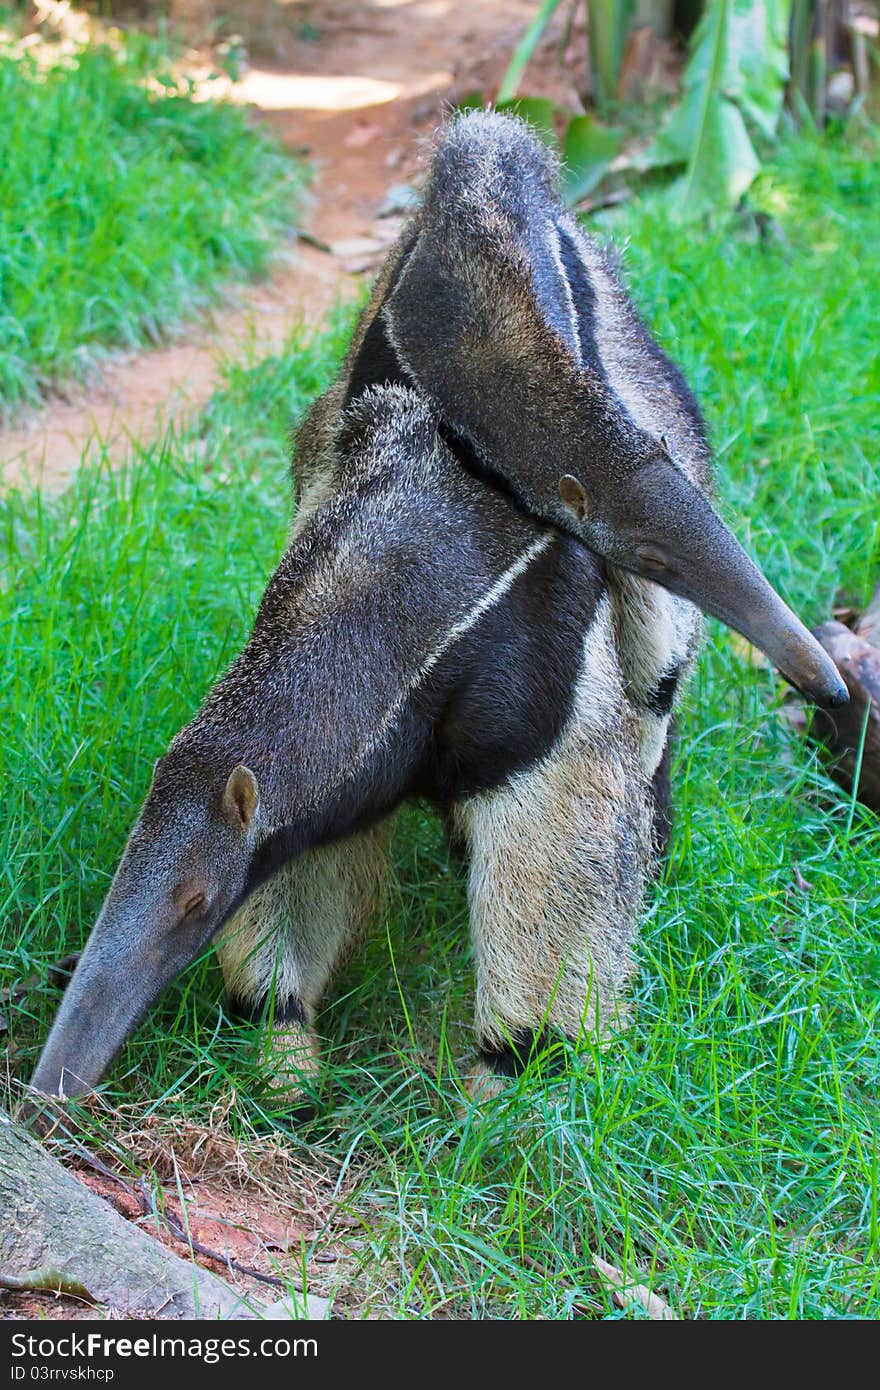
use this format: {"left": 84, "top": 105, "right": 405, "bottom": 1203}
{"left": 221, "top": 764, "right": 260, "bottom": 832}
{"left": 559, "top": 474, "right": 589, "bottom": 522}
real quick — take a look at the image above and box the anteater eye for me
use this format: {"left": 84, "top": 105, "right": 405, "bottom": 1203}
{"left": 635, "top": 544, "right": 670, "bottom": 573}
{"left": 181, "top": 892, "right": 206, "bottom": 918}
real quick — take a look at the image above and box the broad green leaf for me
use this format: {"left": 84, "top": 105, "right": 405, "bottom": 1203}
{"left": 677, "top": 95, "right": 760, "bottom": 209}
{"left": 561, "top": 115, "right": 624, "bottom": 206}
{"left": 643, "top": 0, "right": 792, "bottom": 212}
{"left": 725, "top": 0, "right": 790, "bottom": 138}
{"left": 678, "top": 0, "right": 790, "bottom": 140}
{"left": 586, "top": 0, "right": 635, "bottom": 111}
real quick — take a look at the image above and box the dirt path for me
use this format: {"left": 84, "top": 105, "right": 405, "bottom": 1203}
{"left": 1, "top": 0, "right": 560, "bottom": 491}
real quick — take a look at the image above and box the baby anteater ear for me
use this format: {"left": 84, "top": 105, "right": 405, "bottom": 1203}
{"left": 559, "top": 475, "right": 589, "bottom": 522}
{"left": 221, "top": 764, "right": 260, "bottom": 832}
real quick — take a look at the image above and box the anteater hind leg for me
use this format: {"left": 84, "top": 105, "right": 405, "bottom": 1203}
{"left": 215, "top": 821, "right": 393, "bottom": 1109}
{"left": 454, "top": 605, "right": 653, "bottom": 1100}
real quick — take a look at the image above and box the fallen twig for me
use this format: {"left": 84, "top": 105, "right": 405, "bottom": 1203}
{"left": 791, "top": 864, "right": 815, "bottom": 894}
{"left": 65, "top": 1136, "right": 291, "bottom": 1292}
{"left": 297, "top": 230, "right": 332, "bottom": 255}
{"left": 137, "top": 1176, "right": 288, "bottom": 1291}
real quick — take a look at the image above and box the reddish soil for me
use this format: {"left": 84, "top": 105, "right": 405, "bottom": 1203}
{"left": 1, "top": 0, "right": 578, "bottom": 491}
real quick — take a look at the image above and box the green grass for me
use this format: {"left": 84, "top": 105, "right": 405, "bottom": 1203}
{"left": 1, "top": 131, "right": 879, "bottom": 1319}
{"left": 0, "top": 33, "right": 304, "bottom": 416}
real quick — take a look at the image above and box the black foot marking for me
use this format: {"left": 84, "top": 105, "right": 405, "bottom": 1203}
{"left": 479, "top": 1028, "right": 565, "bottom": 1078}
{"left": 281, "top": 1099, "right": 317, "bottom": 1126}
{"left": 252, "top": 1099, "right": 318, "bottom": 1135}
{"left": 227, "top": 993, "right": 307, "bottom": 1027}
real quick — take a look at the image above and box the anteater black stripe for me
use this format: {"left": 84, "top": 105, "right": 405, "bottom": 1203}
{"left": 344, "top": 229, "right": 419, "bottom": 407}
{"left": 554, "top": 223, "right": 608, "bottom": 381}
{"left": 228, "top": 993, "right": 306, "bottom": 1027}
{"left": 345, "top": 310, "right": 413, "bottom": 405}
{"left": 646, "top": 668, "right": 680, "bottom": 717}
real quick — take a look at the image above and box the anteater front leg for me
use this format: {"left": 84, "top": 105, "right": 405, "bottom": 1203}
{"left": 215, "top": 821, "right": 392, "bottom": 1110}
{"left": 454, "top": 602, "right": 653, "bottom": 1101}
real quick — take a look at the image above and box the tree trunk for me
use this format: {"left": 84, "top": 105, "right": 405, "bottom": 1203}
{"left": 0, "top": 1108, "right": 268, "bottom": 1318}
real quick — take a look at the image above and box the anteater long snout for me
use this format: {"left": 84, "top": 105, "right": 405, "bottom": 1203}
{"left": 30, "top": 902, "right": 208, "bottom": 1101}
